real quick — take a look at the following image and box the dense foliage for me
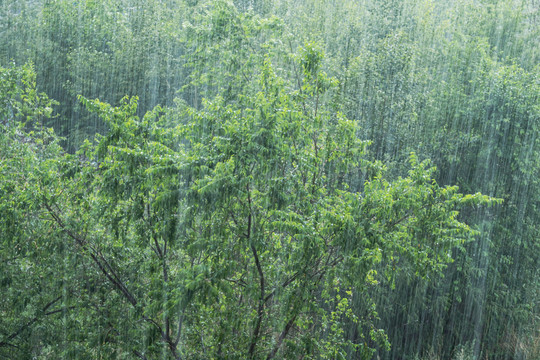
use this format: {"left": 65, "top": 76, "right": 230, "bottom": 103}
{"left": 1, "top": 0, "right": 538, "bottom": 359}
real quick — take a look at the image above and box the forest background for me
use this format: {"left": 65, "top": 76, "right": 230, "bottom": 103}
{"left": 0, "top": 0, "right": 538, "bottom": 359}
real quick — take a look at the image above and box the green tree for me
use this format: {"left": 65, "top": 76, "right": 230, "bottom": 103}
{"left": 5, "top": 0, "right": 538, "bottom": 357}
{"left": 1, "top": 51, "right": 495, "bottom": 358}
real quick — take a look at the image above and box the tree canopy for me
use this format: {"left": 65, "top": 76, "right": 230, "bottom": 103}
{"left": 1, "top": 0, "right": 538, "bottom": 359}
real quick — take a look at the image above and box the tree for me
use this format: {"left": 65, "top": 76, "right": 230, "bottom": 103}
{"left": 1, "top": 51, "right": 494, "bottom": 359}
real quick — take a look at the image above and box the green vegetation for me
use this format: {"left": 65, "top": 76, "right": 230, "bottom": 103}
{"left": 1, "top": 0, "right": 538, "bottom": 359}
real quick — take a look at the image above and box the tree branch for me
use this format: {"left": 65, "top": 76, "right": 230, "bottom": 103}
{"left": 133, "top": 350, "right": 148, "bottom": 360}
{"left": 246, "top": 184, "right": 266, "bottom": 359}
{"left": 0, "top": 295, "right": 62, "bottom": 348}
{"left": 248, "top": 241, "right": 266, "bottom": 358}
{"left": 266, "top": 314, "right": 298, "bottom": 360}
{"left": 264, "top": 271, "right": 301, "bottom": 304}
{"left": 44, "top": 203, "right": 138, "bottom": 307}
